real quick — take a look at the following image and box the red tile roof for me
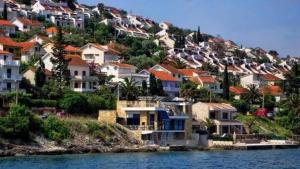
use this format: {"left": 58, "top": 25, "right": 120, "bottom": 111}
{"left": 261, "top": 74, "right": 282, "bottom": 81}
{"left": 179, "top": 69, "right": 199, "bottom": 77}
{"left": 199, "top": 76, "right": 216, "bottom": 84}
{"left": 65, "top": 55, "right": 88, "bottom": 67}
{"left": 0, "top": 19, "right": 15, "bottom": 27}
{"left": 46, "top": 27, "right": 58, "bottom": 33}
{"left": 15, "top": 17, "right": 42, "bottom": 26}
{"left": 64, "top": 45, "right": 80, "bottom": 53}
{"left": 156, "top": 64, "right": 181, "bottom": 74}
{"left": 0, "top": 37, "right": 20, "bottom": 47}
{"left": 230, "top": 86, "right": 249, "bottom": 95}
{"left": 150, "top": 70, "right": 178, "bottom": 81}
{"left": 18, "top": 42, "right": 36, "bottom": 53}
{"left": 260, "top": 85, "right": 283, "bottom": 96}
{"left": 109, "top": 62, "right": 136, "bottom": 69}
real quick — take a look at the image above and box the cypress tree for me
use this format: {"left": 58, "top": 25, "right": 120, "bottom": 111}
{"left": 142, "top": 80, "right": 148, "bottom": 96}
{"left": 35, "top": 58, "right": 46, "bottom": 88}
{"left": 50, "top": 26, "right": 70, "bottom": 92}
{"left": 149, "top": 73, "right": 157, "bottom": 95}
{"left": 3, "top": 3, "right": 7, "bottom": 20}
{"left": 223, "top": 64, "right": 230, "bottom": 100}
{"left": 156, "top": 79, "right": 164, "bottom": 96}
{"left": 197, "top": 26, "right": 204, "bottom": 43}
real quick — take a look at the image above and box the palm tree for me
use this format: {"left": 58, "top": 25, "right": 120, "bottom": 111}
{"left": 180, "top": 81, "right": 197, "bottom": 101}
{"left": 245, "top": 84, "right": 261, "bottom": 104}
{"left": 120, "top": 78, "right": 138, "bottom": 100}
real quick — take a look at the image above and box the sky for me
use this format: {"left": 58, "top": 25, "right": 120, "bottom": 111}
{"left": 80, "top": 0, "right": 300, "bottom": 57}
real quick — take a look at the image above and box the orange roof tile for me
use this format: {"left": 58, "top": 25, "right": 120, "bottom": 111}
{"left": 179, "top": 69, "right": 198, "bottom": 77}
{"left": 156, "top": 64, "right": 181, "bottom": 74}
{"left": 260, "top": 85, "right": 283, "bottom": 96}
{"left": 0, "top": 37, "right": 20, "bottom": 47}
{"left": 18, "top": 42, "right": 36, "bottom": 53}
{"left": 46, "top": 26, "right": 58, "bottom": 33}
{"left": 0, "top": 19, "right": 15, "bottom": 27}
{"left": 150, "top": 70, "right": 178, "bottom": 81}
{"left": 261, "top": 74, "right": 282, "bottom": 81}
{"left": 16, "top": 17, "right": 42, "bottom": 26}
{"left": 65, "top": 55, "right": 88, "bottom": 67}
{"left": 64, "top": 45, "right": 80, "bottom": 52}
{"left": 109, "top": 62, "right": 136, "bottom": 69}
{"left": 199, "top": 75, "right": 216, "bottom": 84}
{"left": 230, "top": 86, "right": 249, "bottom": 95}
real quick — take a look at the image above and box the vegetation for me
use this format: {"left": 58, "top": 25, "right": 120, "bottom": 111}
{"left": 223, "top": 64, "right": 230, "bottom": 100}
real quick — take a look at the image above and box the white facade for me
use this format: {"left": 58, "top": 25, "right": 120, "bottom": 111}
{"left": 0, "top": 51, "right": 21, "bottom": 92}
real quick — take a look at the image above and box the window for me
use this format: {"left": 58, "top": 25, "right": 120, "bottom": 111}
{"left": 82, "top": 71, "right": 86, "bottom": 76}
{"left": 74, "top": 82, "right": 79, "bottom": 88}
{"left": 82, "top": 82, "right": 86, "bottom": 88}
{"left": 173, "top": 74, "right": 175, "bottom": 77}
{"left": 77, "top": 24, "right": 81, "bottom": 27}
{"left": 74, "top": 71, "right": 78, "bottom": 76}
{"left": 7, "top": 68, "right": 11, "bottom": 78}
{"left": 7, "top": 82, "right": 11, "bottom": 90}
{"left": 209, "top": 111, "right": 216, "bottom": 119}
{"left": 4, "top": 55, "right": 7, "bottom": 61}
{"left": 222, "top": 112, "right": 229, "bottom": 120}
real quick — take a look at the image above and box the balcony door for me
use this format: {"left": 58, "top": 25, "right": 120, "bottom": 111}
{"left": 7, "top": 68, "right": 11, "bottom": 78}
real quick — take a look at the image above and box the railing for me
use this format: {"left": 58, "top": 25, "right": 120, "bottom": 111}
{"left": 2, "top": 75, "right": 22, "bottom": 81}
{"left": 0, "top": 60, "right": 20, "bottom": 66}
{"left": 125, "top": 125, "right": 154, "bottom": 131}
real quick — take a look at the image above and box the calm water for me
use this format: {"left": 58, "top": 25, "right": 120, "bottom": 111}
{"left": 0, "top": 149, "right": 300, "bottom": 169}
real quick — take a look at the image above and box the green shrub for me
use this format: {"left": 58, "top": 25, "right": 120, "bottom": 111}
{"left": 209, "top": 135, "right": 233, "bottom": 141}
{"left": 59, "top": 92, "right": 90, "bottom": 114}
{"left": 44, "top": 116, "right": 69, "bottom": 141}
{"left": 231, "top": 99, "right": 250, "bottom": 114}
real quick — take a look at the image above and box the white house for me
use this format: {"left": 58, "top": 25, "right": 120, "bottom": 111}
{"left": 0, "top": 50, "right": 21, "bottom": 92}
{"left": 159, "top": 22, "right": 172, "bottom": 30}
{"left": 240, "top": 73, "right": 282, "bottom": 88}
{"left": 80, "top": 43, "right": 120, "bottom": 66}
{"left": 11, "top": 17, "right": 43, "bottom": 32}
{"left": 100, "top": 62, "right": 146, "bottom": 84}
{"left": 40, "top": 53, "right": 98, "bottom": 92}
{"left": 150, "top": 64, "right": 183, "bottom": 82}
{"left": 0, "top": 19, "right": 16, "bottom": 36}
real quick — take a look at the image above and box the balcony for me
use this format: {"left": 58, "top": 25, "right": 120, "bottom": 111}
{"left": 2, "top": 75, "right": 22, "bottom": 81}
{"left": 73, "top": 88, "right": 95, "bottom": 92}
{"left": 0, "top": 60, "right": 20, "bottom": 66}
{"left": 125, "top": 125, "right": 154, "bottom": 131}
{"left": 72, "top": 75, "right": 98, "bottom": 81}
{"left": 163, "top": 86, "right": 179, "bottom": 92}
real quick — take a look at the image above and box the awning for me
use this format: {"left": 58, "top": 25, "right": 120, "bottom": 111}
{"left": 158, "top": 110, "right": 169, "bottom": 120}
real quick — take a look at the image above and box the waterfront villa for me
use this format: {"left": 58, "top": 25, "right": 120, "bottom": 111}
{"left": 98, "top": 97, "right": 195, "bottom": 146}
{"left": 192, "top": 102, "right": 243, "bottom": 135}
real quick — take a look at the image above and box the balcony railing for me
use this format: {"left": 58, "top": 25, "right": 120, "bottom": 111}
{"left": 2, "top": 75, "right": 22, "bottom": 81}
{"left": 125, "top": 125, "right": 154, "bottom": 131}
{"left": 0, "top": 60, "right": 20, "bottom": 66}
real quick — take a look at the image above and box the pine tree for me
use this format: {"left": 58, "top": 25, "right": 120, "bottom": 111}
{"left": 3, "top": 3, "right": 7, "bottom": 20}
{"left": 149, "top": 73, "right": 157, "bottom": 95}
{"left": 223, "top": 64, "right": 230, "bottom": 100}
{"left": 35, "top": 58, "right": 46, "bottom": 88}
{"left": 50, "top": 27, "right": 70, "bottom": 92}
{"left": 156, "top": 79, "right": 164, "bottom": 96}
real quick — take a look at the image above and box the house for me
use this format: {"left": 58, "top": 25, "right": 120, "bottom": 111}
{"left": 22, "top": 67, "right": 52, "bottom": 86}
{"left": 240, "top": 73, "right": 283, "bottom": 88}
{"left": 11, "top": 17, "right": 43, "bottom": 32}
{"left": 0, "top": 50, "right": 21, "bottom": 92}
{"left": 45, "top": 26, "right": 57, "bottom": 37}
{"left": 229, "top": 86, "right": 249, "bottom": 100}
{"left": 260, "top": 85, "right": 283, "bottom": 102}
{"left": 100, "top": 62, "right": 148, "bottom": 85}
{"left": 0, "top": 37, "right": 22, "bottom": 59}
{"left": 189, "top": 75, "right": 223, "bottom": 94}
{"left": 29, "top": 34, "right": 51, "bottom": 45}
{"left": 98, "top": 97, "right": 195, "bottom": 146}
{"left": 64, "top": 45, "right": 81, "bottom": 55}
{"left": 141, "top": 69, "right": 180, "bottom": 97}
{"left": 192, "top": 102, "right": 243, "bottom": 135}
{"left": 40, "top": 53, "right": 98, "bottom": 92}
{"left": 18, "top": 41, "right": 45, "bottom": 62}
{"left": 150, "top": 64, "right": 183, "bottom": 81}
{"left": 80, "top": 43, "right": 120, "bottom": 65}
{"left": 0, "top": 19, "right": 16, "bottom": 36}
{"left": 159, "top": 22, "right": 172, "bottom": 30}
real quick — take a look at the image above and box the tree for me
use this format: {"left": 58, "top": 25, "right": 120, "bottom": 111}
{"left": 170, "top": 58, "right": 186, "bottom": 69}
{"left": 59, "top": 92, "right": 90, "bottom": 114}
{"left": 268, "top": 50, "right": 279, "bottom": 57}
{"left": 200, "top": 62, "right": 219, "bottom": 75}
{"left": 3, "top": 3, "right": 7, "bottom": 20}
{"left": 196, "top": 26, "right": 204, "bottom": 43}
{"left": 149, "top": 73, "right": 158, "bottom": 95}
{"left": 232, "top": 100, "right": 250, "bottom": 114}
{"left": 180, "top": 80, "right": 197, "bottom": 101}
{"left": 245, "top": 84, "right": 261, "bottom": 104}
{"left": 223, "top": 64, "right": 230, "bottom": 100}
{"left": 51, "top": 27, "right": 70, "bottom": 92}
{"left": 283, "top": 63, "right": 300, "bottom": 96}
{"left": 35, "top": 58, "right": 46, "bottom": 88}
{"left": 120, "top": 78, "right": 138, "bottom": 100}
{"left": 156, "top": 79, "right": 164, "bottom": 96}
{"left": 141, "top": 80, "right": 148, "bottom": 96}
